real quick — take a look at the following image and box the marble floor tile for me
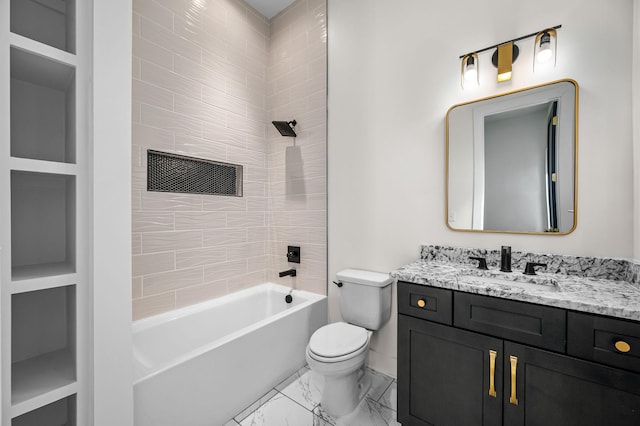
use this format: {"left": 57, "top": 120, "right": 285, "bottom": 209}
{"left": 275, "top": 365, "right": 324, "bottom": 411}
{"left": 233, "top": 389, "right": 279, "bottom": 423}
{"left": 378, "top": 380, "right": 397, "bottom": 411}
{"left": 239, "top": 392, "right": 322, "bottom": 426}
{"left": 366, "top": 368, "right": 394, "bottom": 401}
{"left": 314, "top": 397, "right": 399, "bottom": 426}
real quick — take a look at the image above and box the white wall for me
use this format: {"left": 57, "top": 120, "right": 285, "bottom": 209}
{"left": 328, "top": 0, "right": 634, "bottom": 377}
{"left": 93, "top": 0, "right": 133, "bottom": 423}
{"left": 634, "top": 0, "right": 640, "bottom": 259}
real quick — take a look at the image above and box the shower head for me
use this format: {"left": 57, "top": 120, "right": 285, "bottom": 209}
{"left": 272, "top": 120, "right": 297, "bottom": 137}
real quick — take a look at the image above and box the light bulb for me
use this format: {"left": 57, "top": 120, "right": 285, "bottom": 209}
{"left": 464, "top": 63, "right": 477, "bottom": 81}
{"left": 536, "top": 32, "right": 553, "bottom": 63}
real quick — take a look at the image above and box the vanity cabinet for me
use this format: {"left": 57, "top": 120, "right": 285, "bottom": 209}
{"left": 398, "top": 281, "right": 640, "bottom": 426}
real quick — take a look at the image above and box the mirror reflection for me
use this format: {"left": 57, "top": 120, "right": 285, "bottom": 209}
{"left": 446, "top": 80, "right": 578, "bottom": 234}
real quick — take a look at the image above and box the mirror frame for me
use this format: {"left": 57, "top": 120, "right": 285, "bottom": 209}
{"left": 445, "top": 79, "right": 579, "bottom": 235}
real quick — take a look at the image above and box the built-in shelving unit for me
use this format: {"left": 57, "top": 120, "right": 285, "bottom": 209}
{"left": 1, "top": 0, "right": 86, "bottom": 424}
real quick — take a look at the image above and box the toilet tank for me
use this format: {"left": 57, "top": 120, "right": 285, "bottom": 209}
{"left": 336, "top": 269, "right": 393, "bottom": 330}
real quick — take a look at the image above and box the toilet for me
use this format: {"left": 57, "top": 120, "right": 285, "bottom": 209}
{"left": 306, "top": 269, "right": 393, "bottom": 416}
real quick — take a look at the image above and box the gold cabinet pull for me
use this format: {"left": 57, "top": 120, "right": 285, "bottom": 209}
{"left": 509, "top": 355, "right": 518, "bottom": 405}
{"left": 615, "top": 340, "right": 631, "bottom": 353}
{"left": 417, "top": 299, "right": 426, "bottom": 308}
{"left": 488, "top": 350, "right": 497, "bottom": 397}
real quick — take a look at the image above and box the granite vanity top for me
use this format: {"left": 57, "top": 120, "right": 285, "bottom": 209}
{"left": 391, "top": 245, "right": 640, "bottom": 322}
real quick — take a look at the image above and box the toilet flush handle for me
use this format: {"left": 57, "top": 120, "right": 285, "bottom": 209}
{"left": 333, "top": 281, "right": 343, "bottom": 288}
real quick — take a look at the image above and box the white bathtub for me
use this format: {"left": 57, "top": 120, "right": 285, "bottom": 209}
{"left": 133, "top": 283, "right": 327, "bottom": 426}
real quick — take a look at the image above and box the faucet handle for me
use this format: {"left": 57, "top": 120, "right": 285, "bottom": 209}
{"left": 469, "top": 256, "right": 488, "bottom": 270}
{"left": 523, "top": 262, "right": 547, "bottom": 275}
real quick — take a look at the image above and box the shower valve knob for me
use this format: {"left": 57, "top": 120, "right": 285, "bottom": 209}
{"left": 286, "top": 246, "right": 301, "bottom": 263}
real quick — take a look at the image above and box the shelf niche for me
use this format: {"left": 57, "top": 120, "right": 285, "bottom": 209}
{"left": 11, "top": 171, "right": 76, "bottom": 281}
{"left": 12, "top": 286, "right": 76, "bottom": 407}
{"left": 10, "top": 47, "right": 76, "bottom": 164}
{"left": 12, "top": 394, "right": 76, "bottom": 426}
{"left": 10, "top": 0, "right": 75, "bottom": 54}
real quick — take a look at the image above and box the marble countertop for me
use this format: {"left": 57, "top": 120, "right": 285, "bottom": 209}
{"left": 392, "top": 259, "right": 640, "bottom": 322}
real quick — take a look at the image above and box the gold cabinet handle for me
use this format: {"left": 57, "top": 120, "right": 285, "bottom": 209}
{"left": 615, "top": 340, "right": 631, "bottom": 353}
{"left": 417, "top": 299, "right": 426, "bottom": 308}
{"left": 488, "top": 350, "right": 497, "bottom": 397}
{"left": 509, "top": 355, "right": 518, "bottom": 405}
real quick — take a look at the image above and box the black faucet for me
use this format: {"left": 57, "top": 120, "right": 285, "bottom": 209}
{"left": 524, "top": 262, "right": 547, "bottom": 275}
{"left": 279, "top": 269, "right": 297, "bottom": 277}
{"left": 469, "top": 256, "right": 488, "bottom": 270}
{"left": 500, "top": 246, "right": 512, "bottom": 272}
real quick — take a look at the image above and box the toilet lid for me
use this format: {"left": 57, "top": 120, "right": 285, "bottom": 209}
{"left": 309, "top": 322, "right": 368, "bottom": 358}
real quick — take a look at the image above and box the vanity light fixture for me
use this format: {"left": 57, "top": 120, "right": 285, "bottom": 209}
{"left": 461, "top": 53, "right": 479, "bottom": 89}
{"left": 459, "top": 25, "right": 560, "bottom": 86}
{"left": 534, "top": 28, "right": 557, "bottom": 70}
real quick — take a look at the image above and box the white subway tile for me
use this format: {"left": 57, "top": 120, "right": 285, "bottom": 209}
{"left": 203, "top": 259, "right": 248, "bottom": 282}
{"left": 142, "top": 191, "right": 203, "bottom": 211}
{"left": 140, "top": 16, "right": 202, "bottom": 63}
{"left": 227, "top": 271, "right": 266, "bottom": 293}
{"left": 133, "top": 35, "right": 174, "bottom": 70}
{"left": 174, "top": 134, "right": 227, "bottom": 160}
{"left": 175, "top": 211, "right": 227, "bottom": 230}
{"left": 141, "top": 61, "right": 202, "bottom": 102}
{"left": 227, "top": 212, "right": 265, "bottom": 227}
{"left": 133, "top": 212, "right": 175, "bottom": 232}
{"left": 132, "top": 277, "right": 143, "bottom": 299}
{"left": 227, "top": 241, "right": 266, "bottom": 261}
{"left": 141, "top": 104, "right": 203, "bottom": 138}
{"left": 176, "top": 246, "right": 227, "bottom": 269}
{"left": 202, "top": 196, "right": 247, "bottom": 212}
{"left": 133, "top": 0, "right": 174, "bottom": 30}
{"left": 176, "top": 279, "right": 228, "bottom": 308}
{"left": 133, "top": 78, "right": 174, "bottom": 111}
{"left": 143, "top": 266, "right": 204, "bottom": 295}
{"left": 203, "top": 227, "right": 247, "bottom": 247}
{"left": 132, "top": 232, "right": 142, "bottom": 255}
{"left": 142, "top": 230, "right": 203, "bottom": 253}
{"left": 133, "top": 251, "right": 176, "bottom": 277}
{"left": 133, "top": 292, "right": 176, "bottom": 321}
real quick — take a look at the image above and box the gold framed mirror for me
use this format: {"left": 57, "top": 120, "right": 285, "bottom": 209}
{"left": 446, "top": 79, "right": 578, "bottom": 234}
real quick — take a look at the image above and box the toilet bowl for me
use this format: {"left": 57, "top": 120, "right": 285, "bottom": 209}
{"left": 305, "top": 322, "right": 373, "bottom": 416}
{"left": 306, "top": 268, "right": 393, "bottom": 417}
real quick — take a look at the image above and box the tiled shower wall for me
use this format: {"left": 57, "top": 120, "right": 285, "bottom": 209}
{"left": 132, "top": 0, "right": 326, "bottom": 320}
{"left": 268, "top": 0, "right": 327, "bottom": 293}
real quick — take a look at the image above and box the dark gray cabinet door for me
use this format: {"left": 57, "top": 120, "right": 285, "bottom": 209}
{"left": 503, "top": 341, "right": 640, "bottom": 426}
{"left": 398, "top": 314, "right": 503, "bottom": 426}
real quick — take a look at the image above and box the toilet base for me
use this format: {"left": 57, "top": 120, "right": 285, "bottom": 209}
{"left": 320, "top": 366, "right": 371, "bottom": 417}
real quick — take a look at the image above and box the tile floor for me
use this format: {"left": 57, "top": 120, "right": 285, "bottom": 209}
{"left": 224, "top": 366, "right": 400, "bottom": 426}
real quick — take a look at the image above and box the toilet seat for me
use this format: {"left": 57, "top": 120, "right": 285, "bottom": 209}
{"left": 308, "top": 322, "right": 369, "bottom": 362}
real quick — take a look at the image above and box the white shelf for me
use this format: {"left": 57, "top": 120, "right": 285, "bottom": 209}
{"left": 11, "top": 348, "right": 76, "bottom": 414}
{"left": 12, "top": 265, "right": 76, "bottom": 292}
{"left": 12, "top": 390, "right": 76, "bottom": 424}
{"left": 9, "top": 33, "right": 77, "bottom": 68}
{"left": 9, "top": 158, "right": 77, "bottom": 175}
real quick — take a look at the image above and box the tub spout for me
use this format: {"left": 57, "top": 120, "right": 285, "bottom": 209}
{"left": 279, "top": 269, "right": 297, "bottom": 277}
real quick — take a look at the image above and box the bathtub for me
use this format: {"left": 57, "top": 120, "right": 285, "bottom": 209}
{"left": 133, "top": 283, "right": 327, "bottom": 426}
